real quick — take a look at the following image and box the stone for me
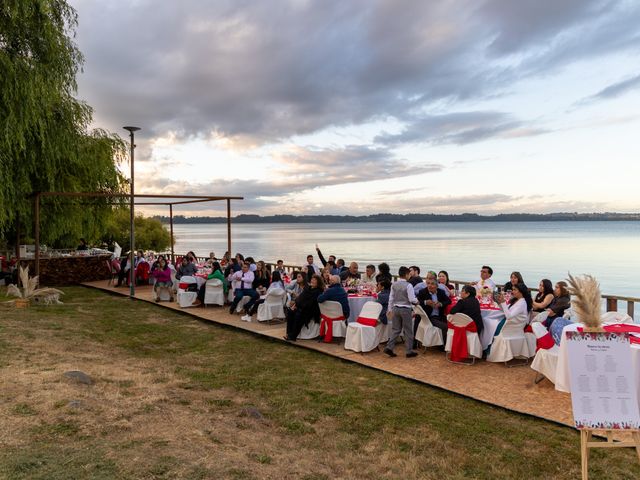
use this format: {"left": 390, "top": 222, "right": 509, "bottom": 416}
{"left": 63, "top": 370, "right": 93, "bottom": 385}
{"left": 239, "top": 406, "right": 263, "bottom": 420}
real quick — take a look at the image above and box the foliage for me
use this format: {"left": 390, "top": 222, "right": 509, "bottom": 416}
{"left": 102, "top": 208, "right": 172, "bottom": 252}
{"left": 0, "top": 0, "right": 126, "bottom": 246}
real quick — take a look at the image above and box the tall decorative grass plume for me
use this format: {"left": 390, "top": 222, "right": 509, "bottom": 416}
{"left": 566, "top": 273, "right": 602, "bottom": 329}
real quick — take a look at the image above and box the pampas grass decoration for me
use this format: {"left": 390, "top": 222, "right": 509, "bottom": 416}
{"left": 566, "top": 273, "right": 602, "bottom": 329}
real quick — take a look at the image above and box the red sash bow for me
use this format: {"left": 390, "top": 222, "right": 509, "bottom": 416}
{"left": 447, "top": 320, "right": 477, "bottom": 362}
{"left": 178, "top": 282, "right": 190, "bottom": 290}
{"left": 536, "top": 332, "right": 555, "bottom": 351}
{"left": 356, "top": 316, "right": 378, "bottom": 327}
{"left": 320, "top": 314, "right": 345, "bottom": 343}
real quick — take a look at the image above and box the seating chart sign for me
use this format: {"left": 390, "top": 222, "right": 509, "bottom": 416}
{"left": 566, "top": 331, "right": 640, "bottom": 429}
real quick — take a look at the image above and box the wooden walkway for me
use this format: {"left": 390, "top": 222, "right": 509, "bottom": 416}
{"left": 83, "top": 281, "right": 574, "bottom": 428}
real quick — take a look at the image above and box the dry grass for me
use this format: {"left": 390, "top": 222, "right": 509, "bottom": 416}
{"left": 0, "top": 286, "right": 639, "bottom": 479}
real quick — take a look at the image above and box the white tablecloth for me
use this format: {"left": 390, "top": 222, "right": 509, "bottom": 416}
{"left": 555, "top": 323, "right": 640, "bottom": 393}
{"left": 479, "top": 308, "right": 506, "bottom": 349}
{"left": 347, "top": 296, "right": 376, "bottom": 323}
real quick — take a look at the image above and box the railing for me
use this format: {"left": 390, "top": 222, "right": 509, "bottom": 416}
{"left": 262, "top": 261, "right": 639, "bottom": 318}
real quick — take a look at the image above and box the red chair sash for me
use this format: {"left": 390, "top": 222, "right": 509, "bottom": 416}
{"left": 524, "top": 324, "right": 533, "bottom": 333}
{"left": 320, "top": 314, "right": 345, "bottom": 343}
{"left": 356, "top": 316, "right": 377, "bottom": 327}
{"left": 447, "top": 320, "right": 477, "bottom": 362}
{"left": 536, "top": 332, "right": 555, "bottom": 351}
{"left": 178, "top": 282, "right": 190, "bottom": 290}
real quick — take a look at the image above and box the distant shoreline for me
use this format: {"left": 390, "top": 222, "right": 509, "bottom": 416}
{"left": 155, "top": 213, "right": 640, "bottom": 224}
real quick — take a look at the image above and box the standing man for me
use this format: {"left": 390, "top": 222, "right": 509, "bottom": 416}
{"left": 384, "top": 266, "right": 419, "bottom": 358}
{"left": 303, "top": 254, "right": 323, "bottom": 282}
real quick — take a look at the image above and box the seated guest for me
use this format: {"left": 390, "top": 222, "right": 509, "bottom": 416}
{"left": 303, "top": 254, "right": 322, "bottom": 281}
{"left": 151, "top": 255, "right": 174, "bottom": 302}
{"left": 283, "top": 274, "right": 324, "bottom": 341}
{"left": 326, "top": 260, "right": 340, "bottom": 276}
{"left": 274, "top": 259, "right": 287, "bottom": 277}
{"left": 474, "top": 265, "right": 496, "bottom": 291}
{"left": 438, "top": 270, "right": 455, "bottom": 297}
{"left": 496, "top": 283, "right": 532, "bottom": 328}
{"left": 252, "top": 260, "right": 271, "bottom": 295}
{"left": 532, "top": 279, "right": 554, "bottom": 312}
{"left": 339, "top": 262, "right": 361, "bottom": 282}
{"left": 321, "top": 266, "right": 332, "bottom": 286}
{"left": 228, "top": 262, "right": 258, "bottom": 315}
{"left": 318, "top": 275, "right": 350, "bottom": 321}
{"left": 286, "top": 271, "right": 307, "bottom": 304}
{"left": 416, "top": 278, "right": 452, "bottom": 348}
{"left": 376, "top": 279, "right": 391, "bottom": 325}
{"left": 234, "top": 253, "right": 245, "bottom": 269}
{"left": 208, "top": 252, "right": 217, "bottom": 262}
{"left": 362, "top": 264, "right": 377, "bottom": 283}
{"left": 246, "top": 271, "right": 285, "bottom": 317}
{"left": 315, "top": 244, "right": 336, "bottom": 267}
{"left": 186, "top": 251, "right": 197, "bottom": 264}
{"left": 413, "top": 275, "right": 426, "bottom": 295}
{"left": 193, "top": 261, "right": 227, "bottom": 306}
{"left": 503, "top": 271, "right": 524, "bottom": 292}
{"left": 449, "top": 285, "right": 482, "bottom": 334}
{"left": 77, "top": 238, "right": 89, "bottom": 250}
{"left": 408, "top": 266, "right": 422, "bottom": 287}
{"left": 543, "top": 281, "right": 571, "bottom": 328}
{"left": 376, "top": 262, "right": 392, "bottom": 284}
{"left": 245, "top": 256, "right": 257, "bottom": 272}
{"left": 336, "top": 258, "right": 347, "bottom": 273}
{"left": 176, "top": 256, "right": 198, "bottom": 280}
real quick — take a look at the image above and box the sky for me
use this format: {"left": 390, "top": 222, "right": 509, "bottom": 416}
{"left": 70, "top": 0, "right": 640, "bottom": 217}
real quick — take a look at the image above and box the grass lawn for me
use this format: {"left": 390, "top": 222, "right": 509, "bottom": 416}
{"left": 0, "top": 286, "right": 638, "bottom": 479}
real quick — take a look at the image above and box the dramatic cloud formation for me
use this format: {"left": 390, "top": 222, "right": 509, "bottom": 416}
{"left": 70, "top": 0, "right": 640, "bottom": 215}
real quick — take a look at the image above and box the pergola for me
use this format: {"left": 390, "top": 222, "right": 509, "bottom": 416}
{"left": 32, "top": 191, "right": 244, "bottom": 278}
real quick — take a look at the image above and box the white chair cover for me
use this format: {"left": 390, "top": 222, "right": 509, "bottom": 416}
{"left": 177, "top": 275, "right": 197, "bottom": 308}
{"left": 298, "top": 320, "right": 320, "bottom": 339}
{"left": 235, "top": 296, "right": 251, "bottom": 313}
{"left": 257, "top": 288, "right": 286, "bottom": 322}
{"left": 204, "top": 278, "right": 225, "bottom": 306}
{"left": 444, "top": 313, "right": 483, "bottom": 359}
{"left": 319, "top": 300, "right": 348, "bottom": 339}
{"left": 531, "top": 322, "right": 560, "bottom": 384}
{"left": 344, "top": 302, "right": 383, "bottom": 352}
{"left": 486, "top": 317, "right": 532, "bottom": 363}
{"left": 531, "top": 311, "right": 549, "bottom": 323}
{"left": 602, "top": 311, "right": 633, "bottom": 324}
{"left": 413, "top": 305, "right": 443, "bottom": 348}
{"left": 155, "top": 285, "right": 173, "bottom": 301}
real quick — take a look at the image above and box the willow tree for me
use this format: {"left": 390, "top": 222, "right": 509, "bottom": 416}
{"left": 0, "top": 0, "right": 126, "bottom": 248}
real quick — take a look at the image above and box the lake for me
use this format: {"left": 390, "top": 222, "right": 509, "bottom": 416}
{"left": 170, "top": 221, "right": 640, "bottom": 298}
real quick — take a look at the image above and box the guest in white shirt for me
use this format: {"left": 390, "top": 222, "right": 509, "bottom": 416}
{"left": 303, "top": 254, "right": 323, "bottom": 281}
{"left": 474, "top": 265, "right": 496, "bottom": 291}
{"left": 228, "top": 262, "right": 258, "bottom": 316}
{"left": 361, "top": 264, "right": 377, "bottom": 283}
{"left": 496, "top": 283, "right": 532, "bottom": 328}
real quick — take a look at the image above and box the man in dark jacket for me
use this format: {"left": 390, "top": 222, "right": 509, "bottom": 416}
{"left": 318, "top": 275, "right": 350, "bottom": 320}
{"left": 416, "top": 278, "right": 452, "bottom": 347}
{"left": 449, "top": 285, "right": 483, "bottom": 335}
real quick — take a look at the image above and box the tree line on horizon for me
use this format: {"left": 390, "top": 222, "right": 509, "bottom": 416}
{"left": 153, "top": 212, "right": 640, "bottom": 224}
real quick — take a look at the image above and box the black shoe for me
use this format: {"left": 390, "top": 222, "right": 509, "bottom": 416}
{"left": 383, "top": 348, "right": 397, "bottom": 357}
{"left": 406, "top": 351, "right": 418, "bottom": 358}
{"left": 228, "top": 306, "right": 235, "bottom": 315}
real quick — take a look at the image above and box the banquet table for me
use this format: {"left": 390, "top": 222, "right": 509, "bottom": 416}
{"left": 479, "top": 306, "right": 506, "bottom": 349}
{"left": 347, "top": 294, "right": 377, "bottom": 323}
{"left": 555, "top": 323, "right": 640, "bottom": 393}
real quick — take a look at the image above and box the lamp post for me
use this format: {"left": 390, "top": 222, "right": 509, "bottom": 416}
{"left": 123, "top": 126, "right": 140, "bottom": 299}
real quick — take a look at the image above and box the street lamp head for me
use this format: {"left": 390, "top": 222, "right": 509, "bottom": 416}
{"left": 123, "top": 126, "right": 141, "bottom": 133}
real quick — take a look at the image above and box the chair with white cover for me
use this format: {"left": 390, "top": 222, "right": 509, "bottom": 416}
{"left": 413, "top": 305, "right": 443, "bottom": 349}
{"left": 256, "top": 288, "right": 286, "bottom": 322}
{"left": 602, "top": 311, "right": 633, "bottom": 324}
{"left": 318, "top": 300, "right": 348, "bottom": 342}
{"left": 170, "top": 268, "right": 178, "bottom": 293}
{"left": 530, "top": 321, "right": 560, "bottom": 384}
{"left": 298, "top": 320, "right": 321, "bottom": 339}
{"left": 486, "top": 318, "right": 532, "bottom": 365}
{"left": 444, "top": 313, "right": 482, "bottom": 364}
{"left": 204, "top": 278, "right": 225, "bottom": 307}
{"left": 531, "top": 310, "right": 549, "bottom": 324}
{"left": 235, "top": 295, "right": 251, "bottom": 313}
{"left": 177, "top": 275, "right": 198, "bottom": 308}
{"left": 106, "top": 260, "right": 118, "bottom": 286}
{"left": 344, "top": 302, "right": 384, "bottom": 353}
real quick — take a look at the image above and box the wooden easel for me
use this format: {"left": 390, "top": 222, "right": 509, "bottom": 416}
{"left": 580, "top": 428, "right": 640, "bottom": 479}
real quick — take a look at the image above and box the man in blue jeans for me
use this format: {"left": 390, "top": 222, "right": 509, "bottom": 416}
{"left": 229, "top": 262, "right": 258, "bottom": 316}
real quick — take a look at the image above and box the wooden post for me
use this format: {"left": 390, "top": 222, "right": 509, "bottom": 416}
{"left": 606, "top": 298, "right": 617, "bottom": 312}
{"left": 226, "top": 198, "right": 232, "bottom": 256}
{"left": 15, "top": 213, "right": 20, "bottom": 262}
{"left": 34, "top": 193, "right": 40, "bottom": 280}
{"left": 169, "top": 204, "right": 175, "bottom": 264}
{"left": 628, "top": 301, "right": 635, "bottom": 319}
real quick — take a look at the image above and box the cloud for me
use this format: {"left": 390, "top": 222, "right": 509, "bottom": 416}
{"left": 375, "top": 112, "right": 547, "bottom": 146}
{"left": 576, "top": 74, "right": 640, "bottom": 105}
{"left": 71, "top": 0, "right": 640, "bottom": 145}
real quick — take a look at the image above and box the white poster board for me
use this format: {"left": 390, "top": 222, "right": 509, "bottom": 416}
{"left": 566, "top": 331, "right": 640, "bottom": 429}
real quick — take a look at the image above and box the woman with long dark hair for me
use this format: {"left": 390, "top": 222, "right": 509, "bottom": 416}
{"left": 283, "top": 274, "right": 325, "bottom": 341}
{"left": 532, "top": 279, "right": 554, "bottom": 312}
{"left": 497, "top": 282, "right": 532, "bottom": 326}
{"left": 503, "top": 271, "right": 524, "bottom": 292}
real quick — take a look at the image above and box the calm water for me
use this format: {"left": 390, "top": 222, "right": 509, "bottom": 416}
{"left": 171, "top": 222, "right": 640, "bottom": 298}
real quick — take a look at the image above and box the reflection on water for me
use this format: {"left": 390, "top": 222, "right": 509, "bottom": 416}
{"left": 171, "top": 222, "right": 640, "bottom": 298}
